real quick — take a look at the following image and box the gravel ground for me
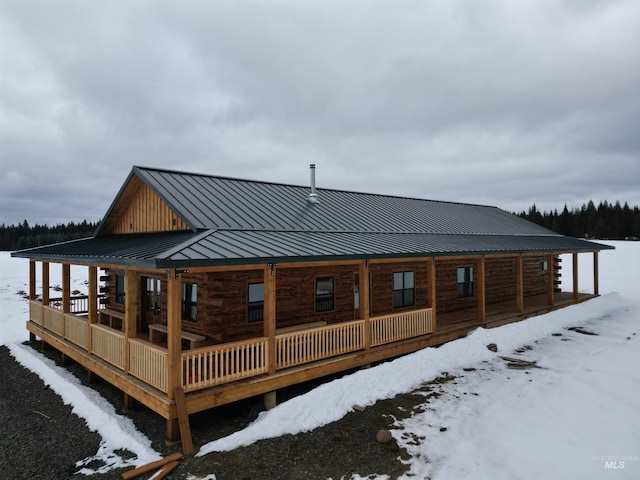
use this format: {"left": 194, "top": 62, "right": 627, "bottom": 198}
{"left": 0, "top": 343, "right": 433, "bottom": 480}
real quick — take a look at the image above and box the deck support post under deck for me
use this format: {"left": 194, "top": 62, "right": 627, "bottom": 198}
{"left": 264, "top": 391, "right": 277, "bottom": 410}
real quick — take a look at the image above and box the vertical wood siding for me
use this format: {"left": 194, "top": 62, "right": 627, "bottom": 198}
{"left": 110, "top": 183, "right": 189, "bottom": 234}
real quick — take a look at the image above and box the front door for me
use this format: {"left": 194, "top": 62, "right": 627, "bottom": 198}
{"left": 142, "top": 276, "right": 162, "bottom": 331}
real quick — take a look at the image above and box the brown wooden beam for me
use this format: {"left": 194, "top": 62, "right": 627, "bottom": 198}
{"left": 29, "top": 260, "right": 36, "bottom": 300}
{"left": 124, "top": 269, "right": 138, "bottom": 373}
{"left": 593, "top": 251, "right": 599, "bottom": 296}
{"left": 87, "top": 266, "right": 97, "bottom": 353}
{"left": 572, "top": 253, "right": 579, "bottom": 300}
{"left": 42, "top": 262, "right": 49, "bottom": 306}
{"left": 429, "top": 258, "right": 437, "bottom": 332}
{"left": 359, "top": 260, "right": 371, "bottom": 349}
{"left": 477, "top": 257, "right": 486, "bottom": 323}
{"left": 62, "top": 264, "right": 71, "bottom": 313}
{"left": 167, "top": 270, "right": 182, "bottom": 410}
{"left": 547, "top": 253, "right": 555, "bottom": 306}
{"left": 264, "top": 264, "right": 277, "bottom": 375}
{"left": 516, "top": 256, "right": 524, "bottom": 313}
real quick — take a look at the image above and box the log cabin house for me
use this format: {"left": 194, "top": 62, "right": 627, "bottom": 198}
{"left": 12, "top": 165, "right": 613, "bottom": 441}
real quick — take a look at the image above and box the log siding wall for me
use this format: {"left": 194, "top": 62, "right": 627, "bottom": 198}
{"left": 369, "top": 261, "right": 429, "bottom": 317}
{"left": 102, "top": 254, "right": 561, "bottom": 346}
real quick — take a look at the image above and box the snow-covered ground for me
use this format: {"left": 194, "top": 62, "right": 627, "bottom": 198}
{"left": 1, "top": 242, "right": 638, "bottom": 479}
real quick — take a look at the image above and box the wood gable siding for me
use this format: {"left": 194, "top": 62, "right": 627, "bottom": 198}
{"left": 103, "top": 176, "right": 190, "bottom": 234}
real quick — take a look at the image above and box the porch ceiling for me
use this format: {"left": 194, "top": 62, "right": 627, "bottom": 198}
{"left": 12, "top": 228, "right": 613, "bottom": 268}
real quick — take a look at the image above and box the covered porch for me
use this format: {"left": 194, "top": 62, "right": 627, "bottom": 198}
{"left": 22, "top": 249, "right": 600, "bottom": 441}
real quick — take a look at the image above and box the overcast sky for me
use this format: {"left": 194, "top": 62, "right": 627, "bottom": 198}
{"left": 1, "top": 0, "right": 639, "bottom": 226}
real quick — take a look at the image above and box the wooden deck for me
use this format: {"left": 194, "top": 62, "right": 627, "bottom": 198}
{"left": 26, "top": 291, "right": 596, "bottom": 436}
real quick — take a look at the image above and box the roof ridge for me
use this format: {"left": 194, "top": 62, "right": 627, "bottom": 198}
{"left": 132, "top": 165, "right": 496, "bottom": 208}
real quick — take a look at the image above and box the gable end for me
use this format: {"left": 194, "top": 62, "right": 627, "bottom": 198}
{"left": 99, "top": 174, "right": 190, "bottom": 235}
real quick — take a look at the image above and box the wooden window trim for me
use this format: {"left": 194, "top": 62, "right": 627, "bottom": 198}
{"left": 393, "top": 271, "right": 415, "bottom": 309}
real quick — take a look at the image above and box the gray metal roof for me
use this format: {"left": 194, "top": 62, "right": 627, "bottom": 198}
{"left": 117, "top": 166, "right": 557, "bottom": 236}
{"left": 13, "top": 229, "right": 612, "bottom": 269}
{"left": 14, "top": 165, "right": 614, "bottom": 268}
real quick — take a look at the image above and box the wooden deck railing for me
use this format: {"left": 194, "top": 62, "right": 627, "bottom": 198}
{"left": 43, "top": 305, "right": 64, "bottom": 336}
{"left": 29, "top": 299, "right": 43, "bottom": 325}
{"left": 28, "top": 300, "right": 433, "bottom": 394}
{"left": 129, "top": 339, "right": 168, "bottom": 393}
{"left": 276, "top": 320, "right": 365, "bottom": 369}
{"left": 182, "top": 337, "right": 268, "bottom": 392}
{"left": 46, "top": 295, "right": 97, "bottom": 314}
{"left": 91, "top": 324, "right": 125, "bottom": 369}
{"left": 64, "top": 313, "right": 88, "bottom": 349}
{"left": 370, "top": 308, "right": 433, "bottom": 346}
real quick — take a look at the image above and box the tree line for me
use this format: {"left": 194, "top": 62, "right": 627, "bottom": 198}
{"left": 0, "top": 220, "right": 98, "bottom": 251}
{"left": 1, "top": 199, "right": 639, "bottom": 251}
{"left": 517, "top": 200, "right": 640, "bottom": 240}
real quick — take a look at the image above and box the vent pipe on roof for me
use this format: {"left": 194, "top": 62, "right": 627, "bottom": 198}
{"left": 307, "top": 163, "right": 319, "bottom": 205}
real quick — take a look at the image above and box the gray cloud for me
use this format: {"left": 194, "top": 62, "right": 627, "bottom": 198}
{"left": 1, "top": 0, "right": 638, "bottom": 226}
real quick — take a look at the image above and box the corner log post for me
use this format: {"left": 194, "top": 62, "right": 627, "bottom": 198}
{"left": 166, "top": 269, "right": 182, "bottom": 442}
{"left": 263, "top": 263, "right": 277, "bottom": 410}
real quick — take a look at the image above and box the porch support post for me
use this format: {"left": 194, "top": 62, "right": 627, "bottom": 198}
{"left": 40, "top": 261, "right": 50, "bottom": 351}
{"left": 42, "top": 261, "right": 50, "bottom": 306}
{"left": 62, "top": 264, "right": 71, "bottom": 313}
{"left": 87, "top": 266, "right": 98, "bottom": 353}
{"left": 359, "top": 260, "right": 370, "bottom": 349}
{"left": 166, "top": 269, "right": 182, "bottom": 441}
{"left": 29, "top": 260, "right": 37, "bottom": 341}
{"left": 264, "top": 264, "right": 277, "bottom": 375}
{"left": 429, "top": 258, "right": 437, "bottom": 332}
{"left": 593, "top": 251, "right": 599, "bottom": 296}
{"left": 124, "top": 268, "right": 138, "bottom": 373}
{"left": 572, "top": 252, "right": 579, "bottom": 300}
{"left": 516, "top": 256, "right": 524, "bottom": 313}
{"left": 546, "top": 253, "right": 555, "bottom": 306}
{"left": 477, "top": 257, "right": 486, "bottom": 323}
{"left": 29, "top": 260, "right": 36, "bottom": 300}
{"left": 61, "top": 264, "right": 71, "bottom": 345}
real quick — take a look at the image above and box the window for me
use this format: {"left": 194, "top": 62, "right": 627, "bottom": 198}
{"left": 354, "top": 274, "right": 360, "bottom": 310}
{"left": 248, "top": 282, "right": 264, "bottom": 322}
{"left": 541, "top": 261, "right": 548, "bottom": 271}
{"left": 181, "top": 282, "right": 197, "bottom": 322}
{"left": 457, "top": 267, "right": 474, "bottom": 298}
{"left": 115, "top": 274, "right": 125, "bottom": 304}
{"left": 316, "top": 277, "right": 334, "bottom": 312}
{"left": 393, "top": 271, "right": 415, "bottom": 308}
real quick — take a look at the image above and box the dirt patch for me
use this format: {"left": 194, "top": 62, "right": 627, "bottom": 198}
{"left": 4, "top": 343, "right": 454, "bottom": 480}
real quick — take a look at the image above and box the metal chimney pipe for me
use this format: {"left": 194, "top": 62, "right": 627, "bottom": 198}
{"left": 308, "top": 164, "right": 319, "bottom": 204}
